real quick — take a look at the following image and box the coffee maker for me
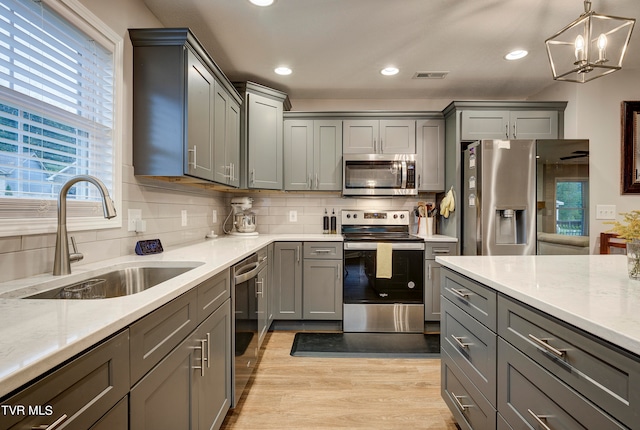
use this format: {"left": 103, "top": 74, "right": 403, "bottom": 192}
{"left": 225, "top": 197, "right": 258, "bottom": 236}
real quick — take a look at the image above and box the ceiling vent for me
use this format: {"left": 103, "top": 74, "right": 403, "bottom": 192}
{"left": 412, "top": 71, "right": 448, "bottom": 79}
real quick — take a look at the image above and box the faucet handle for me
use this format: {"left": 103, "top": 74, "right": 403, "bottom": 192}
{"left": 69, "top": 236, "right": 84, "bottom": 263}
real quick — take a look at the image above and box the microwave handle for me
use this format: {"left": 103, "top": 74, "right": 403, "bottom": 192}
{"left": 401, "top": 161, "right": 407, "bottom": 189}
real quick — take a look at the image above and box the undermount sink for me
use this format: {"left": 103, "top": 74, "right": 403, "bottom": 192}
{"left": 22, "top": 263, "right": 202, "bottom": 299}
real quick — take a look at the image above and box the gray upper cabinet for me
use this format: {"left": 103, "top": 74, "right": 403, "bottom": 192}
{"left": 416, "top": 118, "right": 445, "bottom": 191}
{"left": 235, "top": 82, "right": 291, "bottom": 190}
{"left": 461, "top": 109, "right": 559, "bottom": 141}
{"left": 343, "top": 119, "right": 416, "bottom": 154}
{"left": 129, "top": 28, "right": 242, "bottom": 186}
{"left": 284, "top": 119, "right": 343, "bottom": 191}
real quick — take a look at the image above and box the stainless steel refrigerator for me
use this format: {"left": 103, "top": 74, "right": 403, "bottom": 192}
{"left": 462, "top": 139, "right": 536, "bottom": 256}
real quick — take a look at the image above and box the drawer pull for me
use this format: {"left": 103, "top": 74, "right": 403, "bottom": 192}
{"left": 451, "top": 288, "right": 470, "bottom": 299}
{"left": 451, "top": 392, "right": 472, "bottom": 412}
{"left": 314, "top": 249, "right": 333, "bottom": 254}
{"left": 31, "top": 414, "right": 68, "bottom": 430}
{"left": 451, "top": 334, "right": 470, "bottom": 350}
{"left": 432, "top": 248, "right": 451, "bottom": 254}
{"left": 527, "top": 409, "right": 552, "bottom": 430}
{"left": 528, "top": 334, "right": 565, "bottom": 358}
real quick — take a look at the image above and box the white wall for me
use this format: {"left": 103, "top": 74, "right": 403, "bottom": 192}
{"left": 531, "top": 68, "right": 640, "bottom": 252}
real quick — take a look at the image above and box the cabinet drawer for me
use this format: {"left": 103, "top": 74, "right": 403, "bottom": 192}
{"left": 130, "top": 289, "right": 198, "bottom": 384}
{"left": 441, "top": 348, "right": 496, "bottom": 430}
{"left": 498, "top": 339, "right": 627, "bottom": 430}
{"left": 425, "top": 242, "right": 456, "bottom": 259}
{"left": 498, "top": 295, "right": 640, "bottom": 428}
{"left": 442, "top": 297, "right": 497, "bottom": 406}
{"left": 0, "top": 330, "right": 129, "bottom": 430}
{"left": 197, "top": 268, "right": 230, "bottom": 323}
{"left": 304, "top": 241, "right": 342, "bottom": 259}
{"left": 442, "top": 268, "right": 497, "bottom": 331}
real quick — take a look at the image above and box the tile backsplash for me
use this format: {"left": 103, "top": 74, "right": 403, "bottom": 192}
{"left": 0, "top": 167, "right": 436, "bottom": 283}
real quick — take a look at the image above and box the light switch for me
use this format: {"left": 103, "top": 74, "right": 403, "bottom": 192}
{"left": 181, "top": 210, "right": 188, "bottom": 226}
{"left": 289, "top": 210, "right": 297, "bottom": 222}
{"left": 596, "top": 205, "right": 616, "bottom": 220}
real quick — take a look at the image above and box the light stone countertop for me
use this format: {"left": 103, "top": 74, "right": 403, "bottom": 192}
{"left": 436, "top": 254, "right": 640, "bottom": 357}
{"left": 0, "top": 233, "right": 456, "bottom": 398}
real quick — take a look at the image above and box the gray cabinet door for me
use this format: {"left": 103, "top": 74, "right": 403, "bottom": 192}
{"left": 130, "top": 330, "right": 196, "bottom": 430}
{"left": 314, "top": 120, "right": 343, "bottom": 190}
{"left": 227, "top": 99, "right": 241, "bottom": 187}
{"left": 272, "top": 242, "right": 302, "bottom": 319}
{"left": 247, "top": 92, "right": 283, "bottom": 189}
{"left": 213, "top": 82, "right": 238, "bottom": 186}
{"left": 343, "top": 119, "right": 378, "bottom": 153}
{"left": 417, "top": 118, "right": 445, "bottom": 191}
{"left": 194, "top": 300, "right": 232, "bottom": 430}
{"left": 90, "top": 396, "right": 128, "bottom": 430}
{"left": 186, "top": 48, "right": 215, "bottom": 180}
{"left": 509, "top": 110, "right": 558, "bottom": 139}
{"left": 284, "top": 119, "right": 314, "bottom": 190}
{"left": 425, "top": 260, "right": 442, "bottom": 321}
{"left": 461, "top": 110, "right": 510, "bottom": 140}
{"left": 303, "top": 259, "right": 343, "bottom": 320}
{"left": 379, "top": 119, "right": 416, "bottom": 153}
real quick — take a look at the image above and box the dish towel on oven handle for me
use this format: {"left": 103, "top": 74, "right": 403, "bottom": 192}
{"left": 376, "top": 242, "right": 393, "bottom": 279}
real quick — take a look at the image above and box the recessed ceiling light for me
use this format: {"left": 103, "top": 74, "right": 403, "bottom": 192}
{"left": 504, "top": 50, "right": 528, "bottom": 61}
{"left": 274, "top": 66, "right": 292, "bottom": 76}
{"left": 249, "top": 0, "right": 274, "bottom": 6}
{"left": 380, "top": 67, "right": 399, "bottom": 76}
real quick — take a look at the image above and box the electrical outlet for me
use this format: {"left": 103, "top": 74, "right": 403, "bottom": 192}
{"left": 596, "top": 204, "right": 616, "bottom": 220}
{"left": 181, "top": 210, "right": 188, "bottom": 226}
{"left": 289, "top": 210, "right": 297, "bottom": 222}
{"left": 212, "top": 210, "right": 217, "bottom": 223}
{"left": 128, "top": 209, "right": 142, "bottom": 232}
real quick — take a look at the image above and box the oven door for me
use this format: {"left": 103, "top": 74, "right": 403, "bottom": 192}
{"left": 343, "top": 241, "right": 425, "bottom": 332}
{"left": 343, "top": 154, "right": 417, "bottom": 196}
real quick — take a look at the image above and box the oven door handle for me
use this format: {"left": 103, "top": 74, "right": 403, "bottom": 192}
{"left": 343, "top": 242, "right": 425, "bottom": 251}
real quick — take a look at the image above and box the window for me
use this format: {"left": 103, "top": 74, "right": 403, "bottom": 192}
{"left": 555, "top": 179, "right": 588, "bottom": 236}
{"left": 0, "top": 0, "right": 121, "bottom": 236}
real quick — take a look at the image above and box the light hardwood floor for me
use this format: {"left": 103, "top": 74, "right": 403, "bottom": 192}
{"left": 221, "top": 331, "right": 458, "bottom": 430}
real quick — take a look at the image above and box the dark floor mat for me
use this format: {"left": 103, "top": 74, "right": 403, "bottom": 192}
{"left": 290, "top": 332, "right": 440, "bottom": 358}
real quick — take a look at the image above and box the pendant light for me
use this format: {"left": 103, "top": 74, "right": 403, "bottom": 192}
{"left": 545, "top": 0, "right": 635, "bottom": 83}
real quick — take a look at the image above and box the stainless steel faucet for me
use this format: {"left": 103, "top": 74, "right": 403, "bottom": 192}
{"left": 53, "top": 175, "right": 117, "bottom": 276}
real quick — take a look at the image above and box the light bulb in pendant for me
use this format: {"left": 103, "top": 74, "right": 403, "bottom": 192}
{"left": 597, "top": 33, "right": 608, "bottom": 63}
{"left": 574, "top": 34, "right": 585, "bottom": 63}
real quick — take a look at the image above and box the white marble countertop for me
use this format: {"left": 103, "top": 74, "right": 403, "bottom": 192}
{"left": 0, "top": 232, "right": 456, "bottom": 398}
{"left": 436, "top": 254, "right": 640, "bottom": 357}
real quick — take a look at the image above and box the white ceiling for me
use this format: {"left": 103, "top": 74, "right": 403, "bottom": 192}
{"left": 142, "top": 0, "right": 640, "bottom": 102}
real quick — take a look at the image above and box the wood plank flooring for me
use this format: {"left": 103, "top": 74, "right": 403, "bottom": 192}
{"left": 220, "top": 331, "right": 458, "bottom": 430}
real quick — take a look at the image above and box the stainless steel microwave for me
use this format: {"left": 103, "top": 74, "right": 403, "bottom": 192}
{"left": 343, "top": 154, "right": 417, "bottom": 196}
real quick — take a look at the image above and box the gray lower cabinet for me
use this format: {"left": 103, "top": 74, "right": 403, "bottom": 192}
{"left": 424, "top": 242, "right": 456, "bottom": 321}
{"left": 283, "top": 119, "right": 343, "bottom": 191}
{"left": 0, "top": 330, "right": 129, "bottom": 430}
{"left": 441, "top": 267, "right": 639, "bottom": 430}
{"left": 303, "top": 242, "right": 343, "bottom": 320}
{"left": 130, "top": 28, "right": 242, "bottom": 185}
{"left": 272, "top": 242, "right": 303, "bottom": 319}
{"left": 130, "top": 298, "right": 232, "bottom": 430}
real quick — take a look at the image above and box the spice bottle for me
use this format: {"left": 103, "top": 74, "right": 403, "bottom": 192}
{"left": 323, "top": 209, "right": 329, "bottom": 234}
{"left": 330, "top": 209, "right": 337, "bottom": 234}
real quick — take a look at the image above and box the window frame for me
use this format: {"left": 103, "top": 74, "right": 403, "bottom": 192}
{"left": 0, "top": 0, "right": 123, "bottom": 237}
{"left": 554, "top": 177, "right": 589, "bottom": 236}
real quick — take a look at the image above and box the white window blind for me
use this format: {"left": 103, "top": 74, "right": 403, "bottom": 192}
{"left": 0, "top": 0, "right": 119, "bottom": 231}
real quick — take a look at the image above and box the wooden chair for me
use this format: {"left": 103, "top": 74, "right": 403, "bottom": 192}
{"left": 600, "top": 232, "right": 627, "bottom": 254}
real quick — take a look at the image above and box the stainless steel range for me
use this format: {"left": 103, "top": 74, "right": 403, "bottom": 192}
{"left": 342, "top": 209, "right": 425, "bottom": 333}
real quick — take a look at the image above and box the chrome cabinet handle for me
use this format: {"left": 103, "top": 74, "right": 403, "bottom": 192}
{"left": 315, "top": 172, "right": 319, "bottom": 189}
{"left": 31, "top": 415, "right": 68, "bottom": 430}
{"left": 451, "top": 288, "right": 470, "bottom": 299}
{"left": 418, "top": 174, "right": 421, "bottom": 188}
{"left": 188, "top": 146, "right": 197, "bottom": 168}
{"left": 250, "top": 168, "right": 255, "bottom": 186}
{"left": 256, "top": 279, "right": 264, "bottom": 297}
{"left": 380, "top": 138, "right": 383, "bottom": 153}
{"left": 193, "top": 336, "right": 208, "bottom": 376}
{"left": 528, "top": 334, "right": 565, "bottom": 358}
{"left": 513, "top": 122, "right": 517, "bottom": 139}
{"left": 451, "top": 334, "right": 470, "bottom": 349}
{"left": 505, "top": 124, "right": 509, "bottom": 139}
{"left": 337, "top": 263, "right": 341, "bottom": 280}
{"left": 314, "top": 249, "right": 333, "bottom": 254}
{"left": 230, "top": 163, "right": 234, "bottom": 181}
{"left": 296, "top": 245, "right": 300, "bottom": 263}
{"left": 427, "top": 263, "right": 432, "bottom": 280}
{"left": 527, "top": 409, "right": 552, "bottom": 430}
{"left": 308, "top": 174, "right": 312, "bottom": 189}
{"left": 451, "top": 392, "right": 471, "bottom": 412}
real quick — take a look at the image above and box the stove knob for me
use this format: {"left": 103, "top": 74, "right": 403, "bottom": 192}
{"left": 400, "top": 214, "right": 405, "bottom": 219}
{"left": 353, "top": 214, "right": 358, "bottom": 219}
{"left": 346, "top": 214, "right": 351, "bottom": 218}
{"left": 393, "top": 214, "right": 398, "bottom": 219}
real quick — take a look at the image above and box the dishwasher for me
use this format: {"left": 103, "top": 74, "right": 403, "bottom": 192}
{"left": 231, "top": 250, "right": 267, "bottom": 406}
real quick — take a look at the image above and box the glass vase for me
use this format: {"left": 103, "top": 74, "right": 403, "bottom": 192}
{"left": 626, "top": 240, "right": 640, "bottom": 280}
